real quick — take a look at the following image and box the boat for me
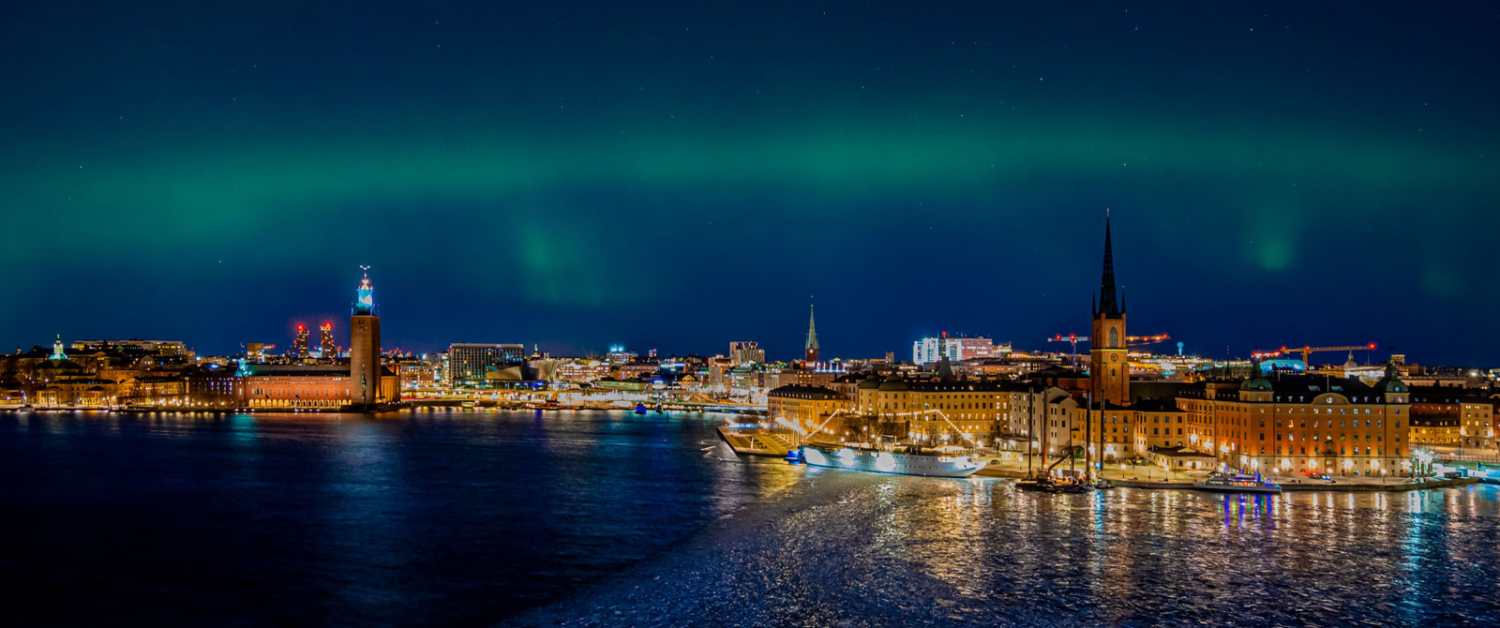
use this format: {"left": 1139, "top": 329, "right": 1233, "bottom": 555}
{"left": 1016, "top": 478, "right": 1058, "bottom": 493}
{"left": 633, "top": 404, "right": 647, "bottom": 414}
{"left": 1094, "top": 479, "right": 1115, "bottom": 490}
{"left": 1193, "top": 472, "right": 1282, "bottom": 494}
{"left": 799, "top": 444, "right": 986, "bottom": 478}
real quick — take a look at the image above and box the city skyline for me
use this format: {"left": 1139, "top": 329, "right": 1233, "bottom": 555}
{"left": 3, "top": 3, "right": 1497, "bottom": 363}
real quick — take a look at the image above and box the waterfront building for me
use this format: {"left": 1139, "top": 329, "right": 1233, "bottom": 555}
{"left": 395, "top": 359, "right": 438, "bottom": 390}
{"left": 245, "top": 365, "right": 350, "bottom": 409}
{"left": 185, "top": 365, "right": 240, "bottom": 407}
{"left": 348, "top": 267, "right": 387, "bottom": 405}
{"left": 1174, "top": 362, "right": 1414, "bottom": 476}
{"left": 1090, "top": 215, "right": 1129, "bottom": 406}
{"left": 768, "top": 385, "right": 848, "bottom": 439}
{"left": 804, "top": 304, "right": 819, "bottom": 363}
{"left": 853, "top": 377, "right": 1017, "bottom": 445}
{"left": 1410, "top": 386, "right": 1495, "bottom": 448}
{"left": 127, "top": 373, "right": 189, "bottom": 404}
{"left": 729, "top": 341, "right": 765, "bottom": 366}
{"left": 447, "top": 343, "right": 525, "bottom": 387}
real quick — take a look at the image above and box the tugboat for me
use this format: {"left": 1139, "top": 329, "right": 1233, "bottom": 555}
{"left": 633, "top": 403, "right": 647, "bottom": 415}
{"left": 1193, "top": 472, "right": 1282, "bottom": 494}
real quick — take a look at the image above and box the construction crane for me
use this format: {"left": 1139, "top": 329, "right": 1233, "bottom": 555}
{"left": 1274, "top": 342, "right": 1378, "bottom": 368}
{"left": 1046, "top": 333, "right": 1172, "bottom": 367}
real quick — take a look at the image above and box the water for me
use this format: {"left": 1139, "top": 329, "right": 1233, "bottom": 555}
{"left": 5, "top": 410, "right": 1499, "bottom": 627}
{"left": 0, "top": 409, "right": 803, "bottom": 626}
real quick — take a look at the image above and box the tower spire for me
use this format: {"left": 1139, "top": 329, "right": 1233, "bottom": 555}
{"left": 355, "top": 265, "right": 375, "bottom": 314}
{"left": 1098, "top": 210, "right": 1120, "bottom": 316}
{"left": 803, "top": 298, "right": 820, "bottom": 363}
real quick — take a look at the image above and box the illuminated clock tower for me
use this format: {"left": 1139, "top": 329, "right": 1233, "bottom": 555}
{"left": 1090, "top": 215, "right": 1129, "bottom": 406}
{"left": 349, "top": 266, "right": 382, "bottom": 407}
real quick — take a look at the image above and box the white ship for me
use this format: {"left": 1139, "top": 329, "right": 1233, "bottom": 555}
{"left": 798, "top": 444, "right": 986, "bottom": 478}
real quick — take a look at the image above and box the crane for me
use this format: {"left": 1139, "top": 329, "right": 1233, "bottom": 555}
{"left": 1046, "top": 333, "right": 1171, "bottom": 367}
{"left": 1274, "top": 342, "right": 1378, "bottom": 368}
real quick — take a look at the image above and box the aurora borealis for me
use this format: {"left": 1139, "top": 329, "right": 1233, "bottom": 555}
{"left": 3, "top": 2, "right": 1497, "bottom": 363}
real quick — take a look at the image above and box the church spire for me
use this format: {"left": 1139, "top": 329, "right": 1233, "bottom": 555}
{"left": 803, "top": 299, "right": 820, "bottom": 363}
{"left": 1097, "top": 211, "right": 1121, "bottom": 316}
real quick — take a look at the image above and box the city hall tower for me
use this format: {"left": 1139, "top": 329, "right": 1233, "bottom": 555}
{"left": 349, "top": 266, "right": 382, "bottom": 406}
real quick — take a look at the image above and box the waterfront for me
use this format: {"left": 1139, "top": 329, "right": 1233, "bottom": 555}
{"left": 4, "top": 410, "right": 1499, "bottom": 627}
{"left": 0, "top": 409, "right": 804, "bottom": 626}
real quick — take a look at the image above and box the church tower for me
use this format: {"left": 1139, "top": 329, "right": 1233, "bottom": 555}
{"left": 349, "top": 266, "right": 383, "bottom": 407}
{"left": 1090, "top": 215, "right": 1129, "bottom": 405}
{"left": 804, "top": 302, "right": 820, "bottom": 363}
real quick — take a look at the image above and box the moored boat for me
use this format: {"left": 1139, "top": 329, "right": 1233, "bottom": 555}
{"left": 799, "top": 444, "right": 986, "bottom": 478}
{"left": 1192, "top": 472, "right": 1282, "bottom": 494}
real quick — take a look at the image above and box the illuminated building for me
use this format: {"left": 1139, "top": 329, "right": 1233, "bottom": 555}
{"left": 768, "top": 385, "right": 847, "bottom": 438}
{"left": 1411, "top": 387, "right": 1494, "bottom": 448}
{"left": 292, "top": 324, "right": 310, "bottom": 359}
{"left": 186, "top": 365, "right": 241, "bottom": 407}
{"left": 769, "top": 367, "right": 840, "bottom": 389}
{"left": 70, "top": 339, "right": 188, "bottom": 357}
{"left": 912, "top": 334, "right": 999, "bottom": 365}
{"left": 395, "top": 360, "right": 438, "bottom": 389}
{"left": 555, "top": 359, "right": 610, "bottom": 384}
{"left": 36, "top": 377, "right": 118, "bottom": 407}
{"left": 244, "top": 365, "right": 390, "bottom": 409}
{"left": 49, "top": 334, "right": 66, "bottom": 361}
{"left": 729, "top": 341, "right": 765, "bottom": 366}
{"left": 348, "top": 266, "right": 386, "bottom": 405}
{"left": 319, "top": 322, "right": 336, "bottom": 358}
{"left": 1090, "top": 215, "right": 1129, "bottom": 406}
{"left": 1175, "top": 361, "right": 1414, "bottom": 476}
{"left": 606, "top": 346, "right": 637, "bottom": 364}
{"left": 246, "top": 343, "right": 266, "bottom": 362}
{"left": 804, "top": 303, "right": 819, "bottom": 363}
{"left": 447, "top": 343, "right": 526, "bottom": 386}
{"left": 854, "top": 377, "right": 1015, "bottom": 444}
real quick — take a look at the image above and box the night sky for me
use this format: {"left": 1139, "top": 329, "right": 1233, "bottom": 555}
{"left": 3, "top": 2, "right": 1497, "bottom": 364}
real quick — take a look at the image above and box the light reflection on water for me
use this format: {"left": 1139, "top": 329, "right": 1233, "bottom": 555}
{"left": 850, "top": 478, "right": 1500, "bottom": 626}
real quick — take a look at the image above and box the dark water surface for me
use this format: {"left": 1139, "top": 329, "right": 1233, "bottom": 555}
{"left": 5, "top": 410, "right": 1500, "bottom": 628}
{"left": 0, "top": 409, "right": 802, "bottom": 626}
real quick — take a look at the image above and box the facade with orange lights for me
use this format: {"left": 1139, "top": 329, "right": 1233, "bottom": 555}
{"left": 1172, "top": 363, "right": 1415, "bottom": 476}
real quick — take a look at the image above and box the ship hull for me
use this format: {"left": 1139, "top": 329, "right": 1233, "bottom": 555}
{"left": 799, "top": 446, "right": 985, "bottom": 478}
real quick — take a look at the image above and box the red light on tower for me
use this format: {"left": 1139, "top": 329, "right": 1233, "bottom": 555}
{"left": 1368, "top": 342, "right": 1377, "bottom": 349}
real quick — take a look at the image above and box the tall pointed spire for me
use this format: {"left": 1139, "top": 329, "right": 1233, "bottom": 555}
{"left": 1098, "top": 211, "right": 1120, "bottom": 316}
{"left": 803, "top": 299, "right": 820, "bottom": 363}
